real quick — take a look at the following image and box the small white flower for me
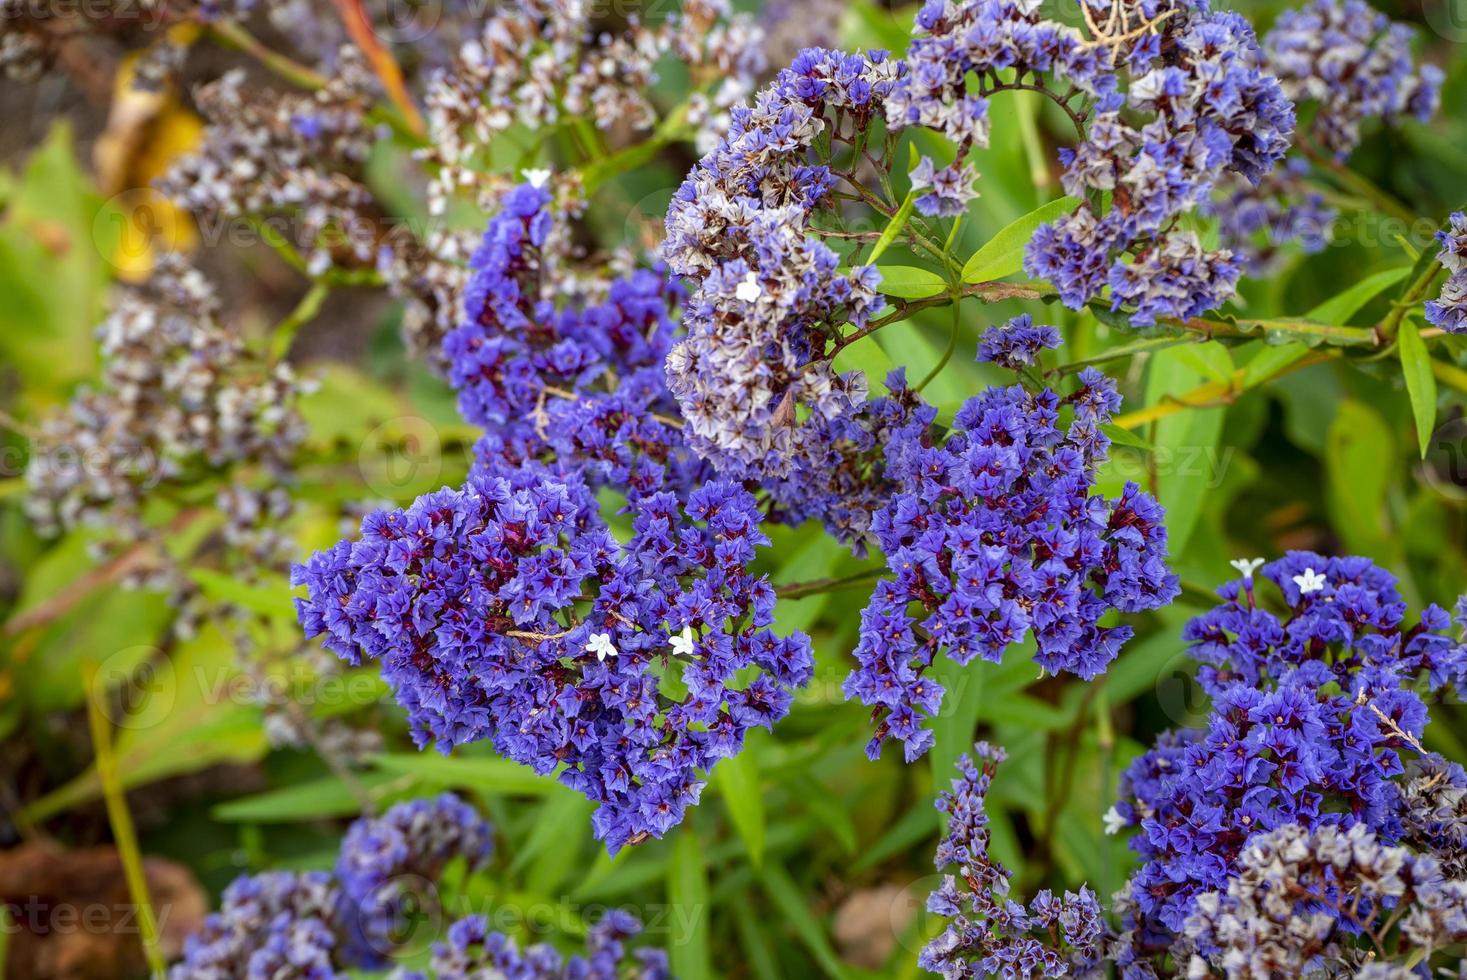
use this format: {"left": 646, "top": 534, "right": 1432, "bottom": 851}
{"left": 522, "top": 168, "right": 553, "bottom": 189}
{"left": 1103, "top": 805, "right": 1126, "bottom": 836}
{"left": 734, "top": 273, "right": 762, "bottom": 303}
{"left": 1230, "top": 557, "right": 1266, "bottom": 581}
{"left": 669, "top": 625, "right": 696, "bottom": 658}
{"left": 586, "top": 632, "right": 618, "bottom": 662}
{"left": 1293, "top": 567, "right": 1328, "bottom": 595}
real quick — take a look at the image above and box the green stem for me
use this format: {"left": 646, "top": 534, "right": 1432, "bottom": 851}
{"left": 774, "top": 566, "right": 886, "bottom": 600}
{"left": 85, "top": 663, "right": 167, "bottom": 979}
{"left": 917, "top": 296, "right": 964, "bottom": 391}
{"left": 269, "top": 282, "right": 330, "bottom": 364}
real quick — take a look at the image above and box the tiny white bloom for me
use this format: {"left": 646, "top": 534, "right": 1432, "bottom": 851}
{"left": 1230, "top": 557, "right": 1266, "bottom": 581}
{"left": 1103, "top": 805, "right": 1126, "bottom": 836}
{"left": 669, "top": 625, "right": 696, "bottom": 658}
{"left": 522, "top": 168, "right": 553, "bottom": 189}
{"left": 1293, "top": 567, "right": 1327, "bottom": 595}
{"left": 586, "top": 632, "right": 618, "bottom": 662}
{"left": 734, "top": 273, "right": 762, "bottom": 303}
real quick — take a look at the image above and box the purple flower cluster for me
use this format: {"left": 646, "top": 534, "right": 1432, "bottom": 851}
{"left": 977, "top": 314, "right": 1063, "bottom": 371}
{"left": 294, "top": 465, "right": 812, "bottom": 852}
{"left": 1215, "top": 0, "right": 1441, "bottom": 272}
{"left": 336, "top": 794, "right": 495, "bottom": 966}
{"left": 661, "top": 48, "right": 899, "bottom": 479}
{"left": 1426, "top": 212, "right": 1467, "bottom": 334}
{"left": 1111, "top": 553, "right": 1467, "bottom": 961}
{"left": 171, "top": 795, "right": 491, "bottom": 979}
{"left": 422, "top": 909, "right": 670, "bottom": 980}
{"left": 1185, "top": 822, "right": 1467, "bottom": 975}
{"left": 844, "top": 366, "right": 1178, "bottom": 761}
{"left": 921, "top": 743, "right": 1105, "bottom": 978}
{"left": 446, "top": 183, "right": 706, "bottom": 501}
{"left": 1265, "top": 0, "right": 1442, "bottom": 159}
{"left": 1023, "top": 4, "right": 1295, "bottom": 325}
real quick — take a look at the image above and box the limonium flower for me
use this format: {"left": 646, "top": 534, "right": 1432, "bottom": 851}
{"left": 422, "top": 909, "right": 671, "bottom": 980}
{"left": 661, "top": 48, "right": 899, "bottom": 480}
{"left": 447, "top": 182, "right": 707, "bottom": 503}
{"left": 1218, "top": 0, "right": 1441, "bottom": 272}
{"left": 888, "top": 0, "right": 1293, "bottom": 326}
{"left": 293, "top": 465, "right": 812, "bottom": 853}
{"left": 921, "top": 742, "right": 1105, "bottom": 978}
{"left": 1265, "top": 0, "right": 1442, "bottom": 159}
{"left": 1110, "top": 552, "right": 1467, "bottom": 964}
{"left": 171, "top": 795, "right": 491, "bottom": 979}
{"left": 844, "top": 362, "right": 1178, "bottom": 761}
{"left": 1425, "top": 211, "right": 1467, "bottom": 334}
{"left": 1184, "top": 822, "right": 1467, "bottom": 975}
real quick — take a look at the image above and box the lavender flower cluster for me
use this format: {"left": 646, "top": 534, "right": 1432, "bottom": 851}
{"left": 921, "top": 743, "right": 1106, "bottom": 978}
{"left": 1426, "top": 212, "right": 1467, "bottom": 334}
{"left": 845, "top": 338, "right": 1178, "bottom": 761}
{"left": 445, "top": 182, "right": 708, "bottom": 503}
{"left": 25, "top": 255, "right": 309, "bottom": 583}
{"left": 172, "top": 794, "right": 493, "bottom": 978}
{"left": 294, "top": 464, "right": 812, "bottom": 853}
{"left": 415, "top": 910, "right": 670, "bottom": 980}
{"left": 1219, "top": 0, "right": 1441, "bottom": 271}
{"left": 420, "top": 0, "right": 764, "bottom": 215}
{"left": 1109, "top": 552, "right": 1467, "bottom": 971}
{"left": 661, "top": 48, "right": 899, "bottom": 480}
{"left": 1186, "top": 822, "right": 1467, "bottom": 976}
{"left": 1265, "top": 0, "right": 1442, "bottom": 159}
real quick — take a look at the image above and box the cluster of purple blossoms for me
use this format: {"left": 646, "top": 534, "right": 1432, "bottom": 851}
{"left": 661, "top": 48, "right": 899, "bottom": 480}
{"left": 1265, "top": 0, "right": 1443, "bottom": 160}
{"left": 294, "top": 465, "right": 812, "bottom": 853}
{"left": 171, "top": 795, "right": 492, "bottom": 979}
{"left": 921, "top": 743, "right": 1106, "bottom": 978}
{"left": 887, "top": 0, "right": 1293, "bottom": 325}
{"left": 1184, "top": 822, "right": 1467, "bottom": 976}
{"left": 977, "top": 314, "right": 1063, "bottom": 371}
{"left": 1024, "top": 2, "right": 1295, "bottom": 325}
{"left": 845, "top": 355, "right": 1178, "bottom": 761}
{"left": 1110, "top": 553, "right": 1467, "bottom": 969}
{"left": 445, "top": 183, "right": 707, "bottom": 501}
{"left": 418, "top": 909, "right": 670, "bottom": 980}
{"left": 335, "top": 794, "right": 495, "bottom": 966}
{"left": 1426, "top": 212, "right": 1467, "bottom": 334}
{"left": 1219, "top": 0, "right": 1441, "bottom": 271}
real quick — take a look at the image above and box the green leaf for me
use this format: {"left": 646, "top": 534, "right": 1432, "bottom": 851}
{"left": 1397, "top": 319, "right": 1438, "bottom": 459}
{"left": 1170, "top": 341, "right": 1234, "bottom": 385}
{"left": 1304, "top": 266, "right": 1410, "bottom": 324}
{"left": 733, "top": 901, "right": 783, "bottom": 980}
{"left": 961, "top": 196, "right": 1079, "bottom": 284}
{"left": 212, "top": 772, "right": 397, "bottom": 823}
{"left": 715, "top": 749, "right": 766, "bottom": 867}
{"left": 1241, "top": 342, "right": 1311, "bottom": 387}
{"left": 1101, "top": 424, "right": 1154, "bottom": 453}
{"left": 758, "top": 863, "right": 848, "bottom": 979}
{"left": 668, "top": 827, "right": 712, "bottom": 980}
{"left": 514, "top": 790, "right": 593, "bottom": 894}
{"left": 1143, "top": 347, "right": 1227, "bottom": 556}
{"left": 371, "top": 752, "right": 559, "bottom": 795}
{"left": 1325, "top": 400, "right": 1396, "bottom": 560}
{"left": 868, "top": 187, "right": 918, "bottom": 265}
{"left": 187, "top": 568, "right": 297, "bottom": 621}
{"left": 875, "top": 265, "right": 947, "bottom": 300}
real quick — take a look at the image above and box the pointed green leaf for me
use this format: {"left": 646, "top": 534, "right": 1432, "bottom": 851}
{"left": 1304, "top": 266, "right": 1410, "bottom": 324}
{"left": 1398, "top": 318, "right": 1438, "bottom": 458}
{"left": 716, "top": 749, "right": 766, "bottom": 867}
{"left": 875, "top": 264, "right": 947, "bottom": 299}
{"left": 758, "top": 863, "right": 848, "bottom": 979}
{"left": 961, "top": 196, "right": 1079, "bottom": 284}
{"left": 668, "top": 827, "right": 712, "bottom": 980}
